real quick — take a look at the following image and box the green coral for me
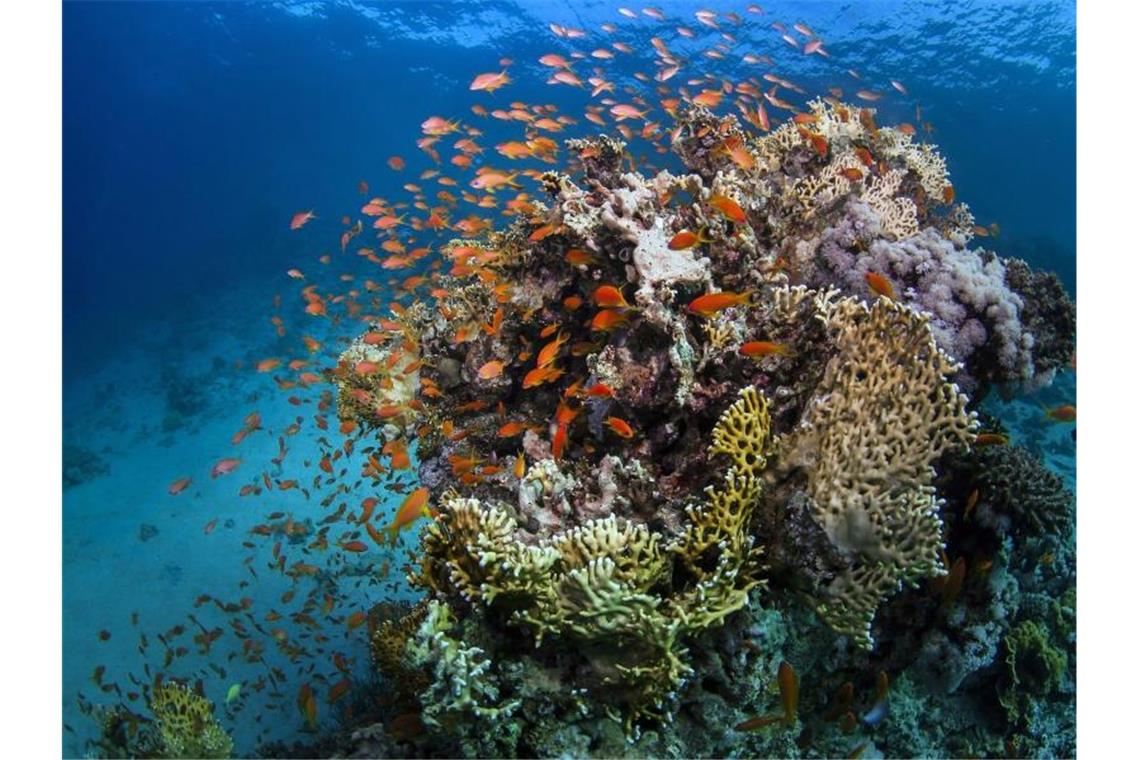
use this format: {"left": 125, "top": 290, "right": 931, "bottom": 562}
{"left": 999, "top": 620, "right": 1068, "bottom": 725}
{"left": 149, "top": 681, "right": 233, "bottom": 759}
{"left": 414, "top": 386, "right": 775, "bottom": 727}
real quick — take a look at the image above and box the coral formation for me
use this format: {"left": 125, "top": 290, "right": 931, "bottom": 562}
{"left": 149, "top": 681, "right": 234, "bottom": 759}
{"left": 774, "top": 294, "right": 975, "bottom": 648}
{"left": 413, "top": 386, "right": 774, "bottom": 727}
{"left": 326, "top": 96, "right": 1074, "bottom": 757}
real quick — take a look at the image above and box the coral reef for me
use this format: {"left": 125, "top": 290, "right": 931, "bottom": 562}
{"left": 90, "top": 681, "right": 233, "bottom": 759}
{"left": 326, "top": 99, "right": 1074, "bottom": 757}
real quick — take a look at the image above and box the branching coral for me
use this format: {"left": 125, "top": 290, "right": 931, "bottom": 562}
{"left": 776, "top": 293, "right": 976, "bottom": 648}
{"left": 411, "top": 387, "right": 775, "bottom": 726}
{"left": 149, "top": 681, "right": 233, "bottom": 759}
{"left": 329, "top": 95, "right": 1073, "bottom": 756}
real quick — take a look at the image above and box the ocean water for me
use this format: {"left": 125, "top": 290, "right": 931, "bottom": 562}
{"left": 62, "top": 1, "right": 1075, "bottom": 757}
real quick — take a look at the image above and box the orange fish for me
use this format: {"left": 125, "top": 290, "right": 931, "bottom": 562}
{"left": 497, "top": 421, "right": 531, "bottom": 438}
{"left": 211, "top": 458, "right": 241, "bottom": 478}
{"left": 668, "top": 229, "right": 709, "bottom": 250}
{"left": 582, "top": 382, "right": 614, "bottom": 398}
{"left": 470, "top": 70, "right": 511, "bottom": 93}
{"left": 975, "top": 432, "right": 1009, "bottom": 447}
{"left": 256, "top": 358, "right": 281, "bottom": 373}
{"left": 551, "top": 422, "right": 569, "bottom": 460}
{"left": 290, "top": 210, "right": 316, "bottom": 230}
{"left": 1044, "top": 404, "right": 1075, "bottom": 423}
{"left": 168, "top": 477, "right": 192, "bottom": 495}
{"left": 590, "top": 309, "right": 630, "bottom": 332}
{"left": 604, "top": 416, "right": 635, "bottom": 438}
{"left": 708, "top": 193, "right": 747, "bottom": 223}
{"left": 740, "top": 341, "right": 792, "bottom": 358}
{"left": 593, "top": 285, "right": 633, "bottom": 309}
{"left": 477, "top": 360, "right": 505, "bottom": 380}
{"left": 389, "top": 487, "right": 430, "bottom": 541}
{"left": 537, "top": 331, "right": 569, "bottom": 368}
{"left": 523, "top": 365, "right": 565, "bottom": 388}
{"left": 687, "top": 291, "right": 753, "bottom": 317}
{"left": 865, "top": 271, "right": 895, "bottom": 299}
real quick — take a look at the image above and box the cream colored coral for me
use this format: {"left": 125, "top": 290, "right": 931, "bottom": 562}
{"left": 778, "top": 295, "right": 976, "bottom": 648}
{"left": 334, "top": 333, "right": 421, "bottom": 434}
{"left": 408, "top": 601, "right": 521, "bottom": 726}
{"left": 863, "top": 169, "right": 919, "bottom": 239}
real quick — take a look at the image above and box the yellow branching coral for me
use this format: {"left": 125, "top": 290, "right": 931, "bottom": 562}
{"left": 149, "top": 681, "right": 233, "bottom": 759}
{"left": 778, "top": 294, "right": 976, "bottom": 648}
{"left": 413, "top": 386, "right": 778, "bottom": 726}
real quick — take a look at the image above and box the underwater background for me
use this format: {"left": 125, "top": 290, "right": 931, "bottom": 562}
{"left": 63, "top": 1, "right": 1075, "bottom": 757}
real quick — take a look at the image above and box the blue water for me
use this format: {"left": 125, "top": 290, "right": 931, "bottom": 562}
{"left": 62, "top": 1, "right": 1075, "bottom": 756}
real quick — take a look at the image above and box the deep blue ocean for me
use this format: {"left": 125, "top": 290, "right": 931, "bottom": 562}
{"left": 62, "top": 1, "right": 1075, "bottom": 756}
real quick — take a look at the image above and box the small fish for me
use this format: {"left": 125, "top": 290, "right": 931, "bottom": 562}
{"left": 1044, "top": 404, "right": 1076, "bottom": 423}
{"left": 861, "top": 698, "right": 889, "bottom": 727}
{"left": 168, "top": 477, "right": 192, "bottom": 496}
{"left": 582, "top": 382, "right": 615, "bottom": 398}
{"left": 740, "top": 341, "right": 792, "bottom": 358}
{"left": 469, "top": 70, "right": 511, "bottom": 93}
{"left": 777, "top": 661, "right": 799, "bottom": 726}
{"left": 211, "top": 458, "right": 241, "bottom": 478}
{"left": 839, "top": 167, "right": 864, "bottom": 181}
{"left": 974, "top": 432, "right": 1009, "bottom": 446}
{"left": 590, "top": 309, "right": 631, "bottom": 332}
{"left": 964, "top": 488, "right": 980, "bottom": 520}
{"left": 610, "top": 104, "right": 648, "bottom": 121}
{"left": 668, "top": 229, "right": 709, "bottom": 250}
{"left": 708, "top": 193, "right": 747, "bottom": 223}
{"left": 290, "top": 210, "right": 316, "bottom": 230}
{"left": 389, "top": 487, "right": 430, "bottom": 541}
{"left": 604, "top": 416, "right": 635, "bottom": 438}
{"left": 477, "top": 360, "right": 505, "bottom": 380}
{"left": 593, "top": 285, "right": 633, "bottom": 309}
{"left": 687, "top": 291, "right": 754, "bottom": 317}
{"left": 735, "top": 714, "right": 783, "bottom": 731}
{"left": 865, "top": 271, "right": 895, "bottom": 299}
{"left": 497, "top": 421, "right": 531, "bottom": 438}
{"left": 226, "top": 683, "right": 242, "bottom": 704}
